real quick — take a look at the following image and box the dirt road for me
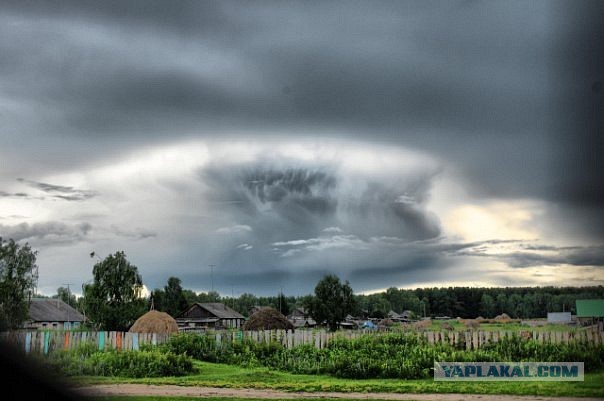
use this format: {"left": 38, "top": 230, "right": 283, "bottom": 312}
{"left": 75, "top": 384, "right": 604, "bottom": 401}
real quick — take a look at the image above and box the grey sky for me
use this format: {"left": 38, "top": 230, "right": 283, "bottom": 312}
{"left": 1, "top": 1, "right": 602, "bottom": 296}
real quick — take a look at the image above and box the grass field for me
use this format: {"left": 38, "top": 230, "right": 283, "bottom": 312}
{"left": 419, "top": 320, "right": 579, "bottom": 332}
{"left": 74, "top": 361, "right": 604, "bottom": 398}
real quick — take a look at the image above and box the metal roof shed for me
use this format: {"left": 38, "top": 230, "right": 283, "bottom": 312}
{"left": 576, "top": 299, "right": 604, "bottom": 318}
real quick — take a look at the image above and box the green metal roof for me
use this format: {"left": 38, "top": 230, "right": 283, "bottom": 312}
{"left": 576, "top": 299, "right": 604, "bottom": 317}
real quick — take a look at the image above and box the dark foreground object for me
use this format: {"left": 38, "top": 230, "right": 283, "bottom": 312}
{"left": 0, "top": 341, "right": 81, "bottom": 400}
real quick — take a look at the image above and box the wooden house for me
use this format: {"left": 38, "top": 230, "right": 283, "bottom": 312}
{"left": 24, "top": 298, "right": 86, "bottom": 330}
{"left": 287, "top": 307, "right": 316, "bottom": 328}
{"left": 176, "top": 302, "right": 245, "bottom": 329}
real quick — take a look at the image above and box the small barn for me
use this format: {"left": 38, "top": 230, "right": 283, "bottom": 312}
{"left": 176, "top": 302, "right": 245, "bottom": 329}
{"left": 576, "top": 299, "right": 604, "bottom": 326}
{"left": 547, "top": 312, "right": 572, "bottom": 324}
{"left": 129, "top": 310, "right": 179, "bottom": 334}
{"left": 24, "top": 298, "right": 86, "bottom": 330}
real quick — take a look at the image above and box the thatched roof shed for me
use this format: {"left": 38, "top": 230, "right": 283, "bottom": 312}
{"left": 129, "top": 310, "right": 179, "bottom": 334}
{"left": 243, "top": 307, "right": 294, "bottom": 331}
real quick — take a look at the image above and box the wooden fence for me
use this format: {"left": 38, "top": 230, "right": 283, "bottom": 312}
{"left": 1, "top": 327, "right": 602, "bottom": 354}
{"left": 0, "top": 330, "right": 170, "bottom": 354}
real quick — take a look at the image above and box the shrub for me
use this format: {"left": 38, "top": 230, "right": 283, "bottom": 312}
{"left": 84, "top": 350, "right": 193, "bottom": 377}
{"left": 42, "top": 346, "right": 194, "bottom": 378}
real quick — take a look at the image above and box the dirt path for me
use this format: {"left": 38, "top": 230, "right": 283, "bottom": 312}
{"left": 75, "top": 384, "right": 604, "bottom": 401}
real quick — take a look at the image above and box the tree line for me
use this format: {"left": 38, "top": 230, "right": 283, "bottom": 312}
{"left": 2, "top": 238, "right": 603, "bottom": 332}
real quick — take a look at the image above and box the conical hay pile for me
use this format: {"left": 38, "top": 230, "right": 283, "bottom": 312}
{"left": 494, "top": 312, "right": 511, "bottom": 321}
{"left": 129, "top": 310, "right": 179, "bottom": 334}
{"left": 243, "top": 307, "right": 294, "bottom": 331}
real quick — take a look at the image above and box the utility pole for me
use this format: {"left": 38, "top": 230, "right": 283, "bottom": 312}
{"left": 208, "top": 264, "right": 216, "bottom": 293}
{"left": 279, "top": 286, "right": 283, "bottom": 314}
{"left": 62, "top": 283, "right": 72, "bottom": 328}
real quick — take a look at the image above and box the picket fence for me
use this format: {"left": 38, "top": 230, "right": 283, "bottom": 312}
{"left": 1, "top": 327, "right": 602, "bottom": 355}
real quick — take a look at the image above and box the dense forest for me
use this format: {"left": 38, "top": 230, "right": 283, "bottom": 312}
{"left": 148, "top": 284, "right": 604, "bottom": 320}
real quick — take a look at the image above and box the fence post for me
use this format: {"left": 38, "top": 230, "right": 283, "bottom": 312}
{"left": 98, "top": 331, "right": 105, "bottom": 351}
{"left": 43, "top": 331, "right": 50, "bottom": 354}
{"left": 25, "top": 332, "right": 31, "bottom": 354}
{"left": 472, "top": 331, "right": 479, "bottom": 350}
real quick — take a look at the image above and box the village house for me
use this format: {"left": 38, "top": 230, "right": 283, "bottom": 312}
{"left": 24, "top": 298, "right": 86, "bottom": 330}
{"left": 387, "top": 310, "right": 414, "bottom": 322}
{"left": 176, "top": 302, "right": 245, "bottom": 330}
{"left": 287, "top": 307, "right": 316, "bottom": 328}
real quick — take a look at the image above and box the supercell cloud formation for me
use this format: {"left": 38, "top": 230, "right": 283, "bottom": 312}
{"left": 0, "top": 1, "right": 602, "bottom": 295}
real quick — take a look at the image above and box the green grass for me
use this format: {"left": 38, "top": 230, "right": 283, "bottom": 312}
{"left": 73, "top": 361, "right": 604, "bottom": 397}
{"left": 422, "top": 320, "right": 578, "bottom": 332}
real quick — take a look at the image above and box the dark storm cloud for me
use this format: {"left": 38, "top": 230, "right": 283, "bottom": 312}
{"left": 0, "top": 191, "right": 40, "bottom": 200}
{"left": 349, "top": 179, "right": 441, "bottom": 241}
{"left": 201, "top": 164, "right": 340, "bottom": 233}
{"left": 0, "top": 220, "right": 158, "bottom": 246}
{"left": 17, "top": 178, "right": 98, "bottom": 201}
{"left": 108, "top": 225, "right": 157, "bottom": 240}
{"left": 2, "top": 0, "right": 602, "bottom": 222}
{"left": 201, "top": 160, "right": 441, "bottom": 245}
{"left": 458, "top": 244, "right": 604, "bottom": 268}
{"left": 2, "top": 1, "right": 603, "bottom": 294}
{"left": 0, "top": 221, "right": 92, "bottom": 245}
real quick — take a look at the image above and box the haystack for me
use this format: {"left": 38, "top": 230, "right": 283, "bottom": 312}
{"left": 441, "top": 322, "right": 454, "bottom": 331}
{"left": 413, "top": 318, "right": 431, "bottom": 330}
{"left": 463, "top": 319, "right": 480, "bottom": 329}
{"left": 243, "top": 307, "right": 294, "bottom": 331}
{"left": 494, "top": 313, "right": 511, "bottom": 321}
{"left": 129, "top": 310, "right": 179, "bottom": 334}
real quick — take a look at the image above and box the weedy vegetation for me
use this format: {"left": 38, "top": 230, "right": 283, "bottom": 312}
{"left": 158, "top": 332, "right": 604, "bottom": 379}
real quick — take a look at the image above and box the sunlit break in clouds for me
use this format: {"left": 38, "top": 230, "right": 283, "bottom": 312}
{"left": 0, "top": 0, "right": 603, "bottom": 295}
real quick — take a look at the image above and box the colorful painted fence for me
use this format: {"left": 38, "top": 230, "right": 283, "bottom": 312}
{"left": 1, "top": 327, "right": 602, "bottom": 354}
{"left": 0, "top": 331, "right": 170, "bottom": 354}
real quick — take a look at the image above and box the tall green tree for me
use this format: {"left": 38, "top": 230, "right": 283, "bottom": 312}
{"left": 496, "top": 293, "right": 508, "bottom": 314}
{"left": 197, "top": 291, "right": 221, "bottom": 303}
{"left": 163, "top": 276, "right": 188, "bottom": 317}
{"left": 479, "top": 294, "right": 495, "bottom": 318}
{"left": 273, "top": 291, "right": 291, "bottom": 316}
{"left": 182, "top": 289, "right": 199, "bottom": 306}
{"left": 306, "top": 274, "right": 356, "bottom": 331}
{"left": 82, "top": 251, "right": 146, "bottom": 330}
{"left": 149, "top": 288, "right": 165, "bottom": 311}
{"left": 54, "top": 286, "right": 78, "bottom": 309}
{"left": 234, "top": 292, "right": 259, "bottom": 316}
{"left": 0, "top": 238, "right": 38, "bottom": 330}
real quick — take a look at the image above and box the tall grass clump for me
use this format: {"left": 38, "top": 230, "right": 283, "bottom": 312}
{"left": 41, "top": 342, "right": 194, "bottom": 377}
{"left": 162, "top": 332, "right": 283, "bottom": 367}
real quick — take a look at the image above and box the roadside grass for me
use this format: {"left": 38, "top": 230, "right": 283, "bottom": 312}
{"left": 88, "top": 398, "right": 402, "bottom": 401}
{"left": 73, "top": 361, "right": 604, "bottom": 397}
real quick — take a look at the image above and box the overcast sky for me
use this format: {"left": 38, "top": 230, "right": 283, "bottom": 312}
{"left": 1, "top": 1, "right": 603, "bottom": 297}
